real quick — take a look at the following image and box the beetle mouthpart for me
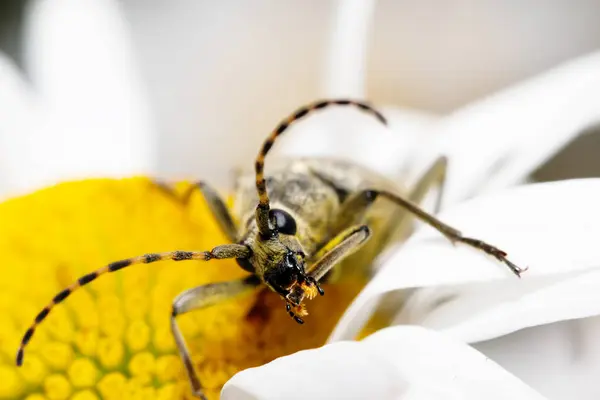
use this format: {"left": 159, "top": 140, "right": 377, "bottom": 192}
{"left": 287, "top": 285, "right": 304, "bottom": 305}
{"left": 286, "top": 301, "right": 308, "bottom": 317}
{"left": 300, "top": 281, "right": 319, "bottom": 300}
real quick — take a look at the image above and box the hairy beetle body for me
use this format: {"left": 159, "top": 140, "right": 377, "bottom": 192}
{"left": 233, "top": 157, "right": 404, "bottom": 279}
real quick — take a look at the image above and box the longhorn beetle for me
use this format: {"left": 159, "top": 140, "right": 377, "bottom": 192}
{"left": 16, "top": 99, "right": 526, "bottom": 399}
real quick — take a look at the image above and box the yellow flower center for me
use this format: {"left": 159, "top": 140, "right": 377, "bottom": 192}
{"left": 0, "top": 178, "right": 365, "bottom": 399}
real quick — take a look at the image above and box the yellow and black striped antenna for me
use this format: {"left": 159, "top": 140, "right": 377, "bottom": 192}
{"left": 254, "top": 99, "right": 387, "bottom": 236}
{"left": 15, "top": 246, "right": 249, "bottom": 367}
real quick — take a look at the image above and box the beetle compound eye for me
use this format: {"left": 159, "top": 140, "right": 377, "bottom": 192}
{"left": 270, "top": 209, "right": 297, "bottom": 235}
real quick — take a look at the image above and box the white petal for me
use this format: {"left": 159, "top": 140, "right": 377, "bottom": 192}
{"left": 0, "top": 66, "right": 99, "bottom": 197}
{"left": 321, "top": 0, "right": 377, "bottom": 98}
{"left": 0, "top": 53, "right": 41, "bottom": 198}
{"left": 23, "top": 0, "right": 154, "bottom": 176}
{"left": 222, "top": 326, "right": 545, "bottom": 400}
{"left": 414, "top": 51, "right": 600, "bottom": 206}
{"left": 330, "top": 179, "right": 600, "bottom": 342}
{"left": 407, "top": 268, "right": 600, "bottom": 343}
{"left": 222, "top": 340, "right": 405, "bottom": 400}
{"left": 0, "top": 55, "right": 88, "bottom": 198}
{"left": 475, "top": 318, "right": 600, "bottom": 400}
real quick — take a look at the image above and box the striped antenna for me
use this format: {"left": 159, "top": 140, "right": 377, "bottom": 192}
{"left": 15, "top": 245, "right": 249, "bottom": 367}
{"left": 254, "top": 99, "right": 387, "bottom": 236}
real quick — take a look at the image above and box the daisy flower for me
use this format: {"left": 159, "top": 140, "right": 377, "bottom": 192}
{"left": 1, "top": 1, "right": 600, "bottom": 400}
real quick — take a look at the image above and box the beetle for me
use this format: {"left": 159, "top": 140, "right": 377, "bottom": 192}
{"left": 16, "top": 99, "right": 525, "bottom": 399}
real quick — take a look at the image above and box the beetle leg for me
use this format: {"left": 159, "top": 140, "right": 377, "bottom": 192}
{"left": 321, "top": 155, "right": 525, "bottom": 277}
{"left": 344, "top": 188, "right": 526, "bottom": 277}
{"left": 171, "top": 276, "right": 261, "bottom": 399}
{"left": 307, "top": 225, "right": 372, "bottom": 281}
{"left": 156, "top": 180, "right": 239, "bottom": 242}
{"left": 376, "top": 155, "right": 448, "bottom": 252}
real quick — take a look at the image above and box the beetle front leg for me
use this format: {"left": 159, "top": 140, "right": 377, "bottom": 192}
{"left": 307, "top": 225, "right": 372, "bottom": 282}
{"left": 171, "top": 276, "right": 260, "bottom": 399}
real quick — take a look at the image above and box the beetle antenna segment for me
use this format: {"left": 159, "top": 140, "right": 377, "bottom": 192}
{"left": 15, "top": 246, "right": 248, "bottom": 367}
{"left": 254, "top": 99, "right": 387, "bottom": 235}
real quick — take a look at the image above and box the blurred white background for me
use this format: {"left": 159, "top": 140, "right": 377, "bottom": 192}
{"left": 123, "top": 0, "right": 600, "bottom": 183}
{"left": 1, "top": 0, "right": 600, "bottom": 194}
